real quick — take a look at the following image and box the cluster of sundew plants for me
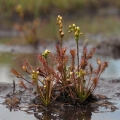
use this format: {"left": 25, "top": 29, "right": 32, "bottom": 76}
{"left": 11, "top": 15, "right": 108, "bottom": 108}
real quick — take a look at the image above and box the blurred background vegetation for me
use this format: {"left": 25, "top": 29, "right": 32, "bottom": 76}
{"left": 0, "top": 0, "right": 120, "bottom": 44}
{"left": 1, "top": 0, "right": 120, "bottom": 19}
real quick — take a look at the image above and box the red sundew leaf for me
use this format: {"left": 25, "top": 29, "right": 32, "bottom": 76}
{"left": 80, "top": 58, "right": 88, "bottom": 69}
{"left": 56, "top": 45, "right": 61, "bottom": 56}
{"left": 36, "top": 54, "right": 47, "bottom": 67}
{"left": 61, "top": 47, "right": 66, "bottom": 55}
{"left": 91, "top": 47, "right": 96, "bottom": 54}
{"left": 94, "top": 65, "right": 101, "bottom": 75}
{"left": 48, "top": 52, "right": 56, "bottom": 62}
{"left": 20, "top": 80, "right": 27, "bottom": 89}
{"left": 70, "top": 49, "right": 76, "bottom": 58}
{"left": 19, "top": 80, "right": 33, "bottom": 93}
{"left": 11, "top": 69, "right": 21, "bottom": 77}
{"left": 82, "top": 47, "right": 87, "bottom": 58}
{"left": 101, "top": 61, "right": 109, "bottom": 73}
{"left": 31, "top": 80, "right": 35, "bottom": 86}
{"left": 83, "top": 47, "right": 87, "bottom": 53}
{"left": 36, "top": 54, "right": 42, "bottom": 60}
{"left": 37, "top": 67, "right": 46, "bottom": 77}
{"left": 87, "top": 53, "right": 92, "bottom": 59}
{"left": 92, "top": 77, "right": 98, "bottom": 87}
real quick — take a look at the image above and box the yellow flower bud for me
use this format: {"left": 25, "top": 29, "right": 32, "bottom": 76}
{"left": 76, "top": 27, "right": 80, "bottom": 30}
{"left": 57, "top": 15, "right": 60, "bottom": 19}
{"left": 80, "top": 32, "right": 83, "bottom": 35}
{"left": 59, "top": 16, "right": 62, "bottom": 20}
{"left": 70, "top": 72, "right": 73, "bottom": 75}
{"left": 75, "top": 27, "right": 77, "bottom": 31}
{"left": 42, "top": 49, "right": 50, "bottom": 58}
{"left": 32, "top": 70, "right": 35, "bottom": 73}
{"left": 60, "top": 32, "right": 64, "bottom": 37}
{"left": 59, "top": 29, "right": 62, "bottom": 33}
{"left": 69, "top": 25, "right": 72, "bottom": 28}
{"left": 22, "top": 66, "right": 27, "bottom": 71}
{"left": 97, "top": 60, "right": 101, "bottom": 65}
{"left": 72, "top": 23, "right": 76, "bottom": 28}
{"left": 31, "top": 74, "right": 34, "bottom": 79}
{"left": 58, "top": 20, "right": 62, "bottom": 25}
{"left": 68, "top": 29, "right": 73, "bottom": 33}
{"left": 36, "top": 71, "right": 39, "bottom": 75}
{"left": 44, "top": 85, "right": 46, "bottom": 88}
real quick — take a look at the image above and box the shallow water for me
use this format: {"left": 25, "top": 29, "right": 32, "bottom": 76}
{"left": 0, "top": 100, "right": 120, "bottom": 120}
{"left": 0, "top": 105, "right": 36, "bottom": 120}
{"left": 0, "top": 51, "right": 120, "bottom": 83}
{"left": 92, "top": 111, "right": 120, "bottom": 120}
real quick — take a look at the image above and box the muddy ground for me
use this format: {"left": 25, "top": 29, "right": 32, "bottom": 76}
{"left": 0, "top": 78, "right": 120, "bottom": 106}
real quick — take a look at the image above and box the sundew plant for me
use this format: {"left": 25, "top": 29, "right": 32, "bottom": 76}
{"left": 11, "top": 15, "right": 108, "bottom": 108}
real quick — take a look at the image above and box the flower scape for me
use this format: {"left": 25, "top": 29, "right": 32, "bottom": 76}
{"left": 6, "top": 15, "right": 108, "bottom": 111}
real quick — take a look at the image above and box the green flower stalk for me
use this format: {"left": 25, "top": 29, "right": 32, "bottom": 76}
{"left": 42, "top": 49, "right": 50, "bottom": 75}
{"left": 69, "top": 23, "right": 82, "bottom": 71}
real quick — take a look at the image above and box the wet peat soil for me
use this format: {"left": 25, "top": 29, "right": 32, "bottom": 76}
{"left": 0, "top": 78, "right": 120, "bottom": 112}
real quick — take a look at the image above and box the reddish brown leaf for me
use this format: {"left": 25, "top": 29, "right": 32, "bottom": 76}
{"left": 19, "top": 80, "right": 33, "bottom": 93}
{"left": 20, "top": 80, "right": 27, "bottom": 89}
{"left": 11, "top": 69, "right": 21, "bottom": 77}
{"left": 92, "top": 77, "right": 98, "bottom": 87}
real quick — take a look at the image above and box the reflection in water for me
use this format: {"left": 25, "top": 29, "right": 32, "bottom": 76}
{"left": 30, "top": 103, "right": 120, "bottom": 120}
{"left": 1, "top": 99, "right": 120, "bottom": 120}
{"left": 32, "top": 106, "right": 96, "bottom": 120}
{"left": 0, "top": 104, "right": 36, "bottom": 120}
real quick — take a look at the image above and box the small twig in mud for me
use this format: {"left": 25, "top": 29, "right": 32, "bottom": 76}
{"left": 13, "top": 80, "right": 16, "bottom": 94}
